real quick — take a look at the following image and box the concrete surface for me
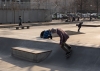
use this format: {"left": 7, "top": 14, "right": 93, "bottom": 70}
{"left": 0, "top": 21, "right": 100, "bottom": 71}
{"left": 0, "top": 20, "right": 79, "bottom": 28}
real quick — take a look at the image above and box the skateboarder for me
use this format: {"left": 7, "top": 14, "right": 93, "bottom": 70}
{"left": 51, "top": 28, "right": 71, "bottom": 55}
{"left": 77, "top": 22, "right": 83, "bottom": 32}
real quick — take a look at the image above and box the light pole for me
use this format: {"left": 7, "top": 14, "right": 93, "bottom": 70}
{"left": 4, "top": 4, "right": 6, "bottom": 7}
{"left": 90, "top": 5, "right": 92, "bottom": 14}
{"left": 13, "top": 2, "right": 16, "bottom": 24}
{"left": 65, "top": 0, "right": 67, "bottom": 14}
{"left": 4, "top": 3, "right": 7, "bottom": 24}
{"left": 81, "top": 0, "right": 82, "bottom": 11}
{"left": 90, "top": 5, "right": 92, "bottom": 21}
{"left": 97, "top": 0, "right": 98, "bottom": 16}
{"left": 80, "top": 0, "right": 82, "bottom": 18}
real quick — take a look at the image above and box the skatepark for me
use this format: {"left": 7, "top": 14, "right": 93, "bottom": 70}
{"left": 0, "top": 21, "right": 100, "bottom": 71}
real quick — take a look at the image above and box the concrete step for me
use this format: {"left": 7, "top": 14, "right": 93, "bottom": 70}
{"left": 82, "top": 24, "right": 100, "bottom": 27}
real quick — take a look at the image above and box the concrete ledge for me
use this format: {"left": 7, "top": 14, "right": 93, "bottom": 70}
{"left": 11, "top": 47, "right": 52, "bottom": 63}
{"left": 15, "top": 26, "right": 30, "bottom": 30}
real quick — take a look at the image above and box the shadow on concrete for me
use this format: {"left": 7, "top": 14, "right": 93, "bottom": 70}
{"left": 65, "top": 30, "right": 85, "bottom": 35}
{"left": 82, "top": 24, "right": 100, "bottom": 27}
{"left": 38, "top": 45, "right": 100, "bottom": 71}
{"left": 0, "top": 37, "right": 100, "bottom": 71}
{"left": 0, "top": 37, "right": 59, "bottom": 67}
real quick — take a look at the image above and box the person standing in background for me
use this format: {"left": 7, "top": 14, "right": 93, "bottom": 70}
{"left": 19, "top": 16, "right": 22, "bottom": 26}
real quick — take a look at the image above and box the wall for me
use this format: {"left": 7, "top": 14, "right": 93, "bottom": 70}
{"left": 0, "top": 9, "right": 52, "bottom": 24}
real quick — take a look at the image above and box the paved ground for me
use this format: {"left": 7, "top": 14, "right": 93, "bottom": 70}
{"left": 0, "top": 20, "right": 79, "bottom": 28}
{"left": 0, "top": 21, "right": 100, "bottom": 71}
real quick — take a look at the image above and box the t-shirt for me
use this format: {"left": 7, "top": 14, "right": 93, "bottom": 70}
{"left": 57, "top": 28, "right": 69, "bottom": 44}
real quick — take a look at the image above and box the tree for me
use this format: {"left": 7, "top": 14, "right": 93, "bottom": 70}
{"left": 33, "top": 0, "right": 47, "bottom": 9}
{"left": 73, "top": 0, "right": 100, "bottom": 14}
{"left": 92, "top": 0, "right": 100, "bottom": 15}
{"left": 74, "top": 0, "right": 89, "bottom": 13}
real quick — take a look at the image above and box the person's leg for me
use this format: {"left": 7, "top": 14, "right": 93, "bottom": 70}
{"left": 19, "top": 22, "right": 21, "bottom": 26}
{"left": 64, "top": 43, "right": 72, "bottom": 55}
{"left": 48, "top": 33, "right": 52, "bottom": 39}
{"left": 49, "top": 36, "right": 52, "bottom": 39}
{"left": 47, "top": 35, "right": 52, "bottom": 39}
{"left": 65, "top": 43, "right": 72, "bottom": 50}
{"left": 78, "top": 27, "right": 80, "bottom": 32}
{"left": 20, "top": 22, "right": 22, "bottom": 26}
{"left": 61, "top": 43, "right": 70, "bottom": 52}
